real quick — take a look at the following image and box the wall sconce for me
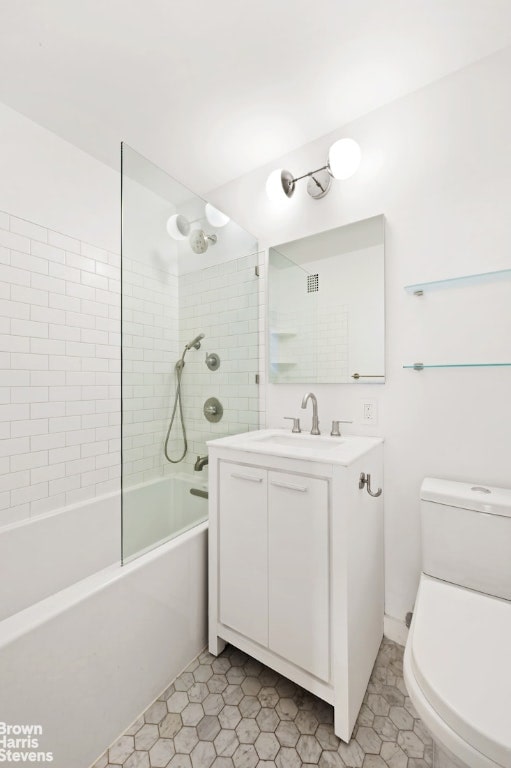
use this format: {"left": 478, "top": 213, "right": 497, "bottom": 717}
{"left": 166, "top": 204, "right": 230, "bottom": 252}
{"left": 266, "top": 138, "right": 361, "bottom": 202}
{"left": 166, "top": 213, "right": 191, "bottom": 240}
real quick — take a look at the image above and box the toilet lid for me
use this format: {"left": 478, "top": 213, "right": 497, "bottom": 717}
{"left": 411, "top": 575, "right": 511, "bottom": 768}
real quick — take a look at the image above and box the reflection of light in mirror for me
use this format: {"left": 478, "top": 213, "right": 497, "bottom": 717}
{"left": 205, "top": 204, "right": 230, "bottom": 228}
{"left": 166, "top": 214, "right": 190, "bottom": 240}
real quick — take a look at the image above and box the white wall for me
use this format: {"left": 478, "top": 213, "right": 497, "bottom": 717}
{"left": 208, "top": 47, "right": 511, "bottom": 623}
{"left": 0, "top": 102, "right": 119, "bottom": 252}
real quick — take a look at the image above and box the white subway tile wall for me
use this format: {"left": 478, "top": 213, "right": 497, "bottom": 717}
{"left": 178, "top": 252, "right": 263, "bottom": 472}
{"left": 316, "top": 303, "right": 349, "bottom": 382}
{"left": 121, "top": 253, "right": 180, "bottom": 487}
{"left": 0, "top": 211, "right": 121, "bottom": 527}
{"left": 269, "top": 303, "right": 348, "bottom": 383}
{"left": 0, "top": 209, "right": 263, "bottom": 526}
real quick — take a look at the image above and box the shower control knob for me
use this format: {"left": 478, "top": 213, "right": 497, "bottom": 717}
{"left": 203, "top": 397, "right": 223, "bottom": 423}
{"left": 205, "top": 352, "right": 220, "bottom": 371}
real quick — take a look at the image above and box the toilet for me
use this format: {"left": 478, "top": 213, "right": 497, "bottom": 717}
{"left": 404, "top": 478, "right": 511, "bottom": 768}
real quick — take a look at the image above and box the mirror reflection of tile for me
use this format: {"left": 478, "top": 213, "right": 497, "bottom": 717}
{"left": 269, "top": 215, "right": 385, "bottom": 384}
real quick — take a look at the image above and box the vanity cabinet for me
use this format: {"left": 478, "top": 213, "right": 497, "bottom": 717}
{"left": 218, "top": 463, "right": 268, "bottom": 646}
{"left": 219, "top": 464, "right": 330, "bottom": 680}
{"left": 208, "top": 430, "right": 384, "bottom": 742}
{"left": 268, "top": 471, "right": 329, "bottom": 682}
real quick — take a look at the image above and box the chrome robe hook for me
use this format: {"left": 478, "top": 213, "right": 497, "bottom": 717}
{"left": 359, "top": 472, "right": 382, "bottom": 498}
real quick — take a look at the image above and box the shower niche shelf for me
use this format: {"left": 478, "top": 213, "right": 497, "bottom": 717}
{"left": 404, "top": 267, "right": 511, "bottom": 295}
{"left": 270, "top": 330, "right": 297, "bottom": 337}
{"left": 404, "top": 266, "right": 511, "bottom": 372}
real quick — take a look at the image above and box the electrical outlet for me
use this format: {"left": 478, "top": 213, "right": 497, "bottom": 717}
{"left": 361, "top": 399, "right": 377, "bottom": 425}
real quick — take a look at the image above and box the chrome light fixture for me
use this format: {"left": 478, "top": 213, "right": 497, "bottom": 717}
{"left": 266, "top": 138, "right": 361, "bottom": 202}
{"left": 167, "top": 203, "right": 229, "bottom": 253}
{"left": 167, "top": 205, "right": 229, "bottom": 242}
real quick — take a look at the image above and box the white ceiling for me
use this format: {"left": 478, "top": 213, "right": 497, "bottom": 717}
{"left": 1, "top": 0, "right": 511, "bottom": 194}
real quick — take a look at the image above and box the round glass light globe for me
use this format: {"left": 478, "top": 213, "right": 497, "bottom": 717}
{"left": 265, "top": 169, "right": 288, "bottom": 202}
{"left": 328, "top": 138, "right": 361, "bottom": 180}
{"left": 205, "top": 203, "right": 230, "bottom": 228}
{"left": 166, "top": 214, "right": 190, "bottom": 240}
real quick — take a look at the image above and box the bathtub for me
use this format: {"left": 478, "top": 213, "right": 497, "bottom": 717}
{"left": 0, "top": 473, "right": 208, "bottom": 768}
{"left": 122, "top": 471, "right": 208, "bottom": 561}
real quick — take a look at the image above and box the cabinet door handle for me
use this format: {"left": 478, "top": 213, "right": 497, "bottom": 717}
{"left": 270, "top": 480, "right": 308, "bottom": 493}
{"left": 230, "top": 472, "right": 263, "bottom": 483}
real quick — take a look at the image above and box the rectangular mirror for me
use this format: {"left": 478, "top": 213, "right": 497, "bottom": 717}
{"left": 268, "top": 215, "right": 385, "bottom": 384}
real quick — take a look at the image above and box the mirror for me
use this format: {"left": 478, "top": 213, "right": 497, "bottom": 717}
{"left": 268, "top": 215, "right": 385, "bottom": 384}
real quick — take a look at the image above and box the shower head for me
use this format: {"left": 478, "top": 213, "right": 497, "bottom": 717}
{"left": 189, "top": 229, "right": 217, "bottom": 254}
{"left": 185, "top": 333, "right": 205, "bottom": 351}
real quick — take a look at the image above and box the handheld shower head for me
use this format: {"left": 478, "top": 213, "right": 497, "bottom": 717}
{"left": 185, "top": 333, "right": 205, "bottom": 351}
{"left": 189, "top": 229, "right": 217, "bottom": 254}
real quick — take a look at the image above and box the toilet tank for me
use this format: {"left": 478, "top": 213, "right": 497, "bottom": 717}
{"left": 420, "top": 477, "right": 511, "bottom": 601}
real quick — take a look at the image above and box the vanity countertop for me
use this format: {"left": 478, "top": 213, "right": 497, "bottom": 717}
{"left": 207, "top": 429, "right": 383, "bottom": 466}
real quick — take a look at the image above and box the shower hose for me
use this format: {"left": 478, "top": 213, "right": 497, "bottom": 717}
{"left": 164, "top": 358, "right": 187, "bottom": 463}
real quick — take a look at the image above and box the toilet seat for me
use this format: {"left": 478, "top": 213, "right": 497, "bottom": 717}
{"left": 404, "top": 574, "right": 511, "bottom": 768}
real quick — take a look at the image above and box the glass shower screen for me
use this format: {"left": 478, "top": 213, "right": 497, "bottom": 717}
{"left": 121, "top": 143, "right": 260, "bottom": 562}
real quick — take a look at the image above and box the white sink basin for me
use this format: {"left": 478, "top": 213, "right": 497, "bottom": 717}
{"left": 254, "top": 434, "right": 343, "bottom": 450}
{"left": 207, "top": 429, "right": 383, "bottom": 466}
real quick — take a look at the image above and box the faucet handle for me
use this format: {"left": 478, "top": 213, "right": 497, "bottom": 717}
{"left": 284, "top": 417, "right": 301, "bottom": 434}
{"left": 331, "top": 419, "right": 352, "bottom": 437}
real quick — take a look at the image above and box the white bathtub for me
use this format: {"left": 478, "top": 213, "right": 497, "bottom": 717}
{"left": 0, "top": 492, "right": 119, "bottom": 622}
{"left": 0, "top": 474, "right": 208, "bottom": 768}
{"left": 122, "top": 471, "right": 208, "bottom": 560}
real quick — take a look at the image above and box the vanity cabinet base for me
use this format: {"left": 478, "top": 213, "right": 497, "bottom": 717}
{"left": 208, "top": 441, "right": 384, "bottom": 742}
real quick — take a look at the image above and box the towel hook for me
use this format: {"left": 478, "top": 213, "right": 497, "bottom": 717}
{"left": 359, "top": 472, "right": 382, "bottom": 498}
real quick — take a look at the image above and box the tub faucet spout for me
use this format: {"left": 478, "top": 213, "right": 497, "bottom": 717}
{"left": 194, "top": 455, "right": 209, "bottom": 471}
{"left": 301, "top": 392, "right": 320, "bottom": 435}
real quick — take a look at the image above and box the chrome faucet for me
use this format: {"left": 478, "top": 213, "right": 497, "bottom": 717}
{"left": 194, "top": 455, "right": 209, "bottom": 471}
{"left": 301, "top": 392, "right": 320, "bottom": 435}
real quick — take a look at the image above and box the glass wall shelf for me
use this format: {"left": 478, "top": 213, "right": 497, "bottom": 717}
{"left": 404, "top": 268, "right": 511, "bottom": 295}
{"left": 404, "top": 362, "right": 511, "bottom": 370}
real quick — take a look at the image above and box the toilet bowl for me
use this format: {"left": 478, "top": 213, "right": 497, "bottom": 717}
{"left": 404, "top": 478, "right": 511, "bottom": 768}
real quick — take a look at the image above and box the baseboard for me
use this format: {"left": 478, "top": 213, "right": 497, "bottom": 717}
{"left": 383, "top": 614, "right": 408, "bottom": 646}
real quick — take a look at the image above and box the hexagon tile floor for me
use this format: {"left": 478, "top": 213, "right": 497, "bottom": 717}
{"left": 93, "top": 638, "right": 433, "bottom": 768}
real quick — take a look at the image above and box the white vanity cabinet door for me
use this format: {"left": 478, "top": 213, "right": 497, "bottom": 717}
{"left": 218, "top": 462, "right": 268, "bottom": 647}
{"left": 268, "top": 471, "right": 330, "bottom": 682}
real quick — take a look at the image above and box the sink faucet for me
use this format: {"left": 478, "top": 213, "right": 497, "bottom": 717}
{"left": 301, "top": 392, "right": 320, "bottom": 435}
{"left": 194, "top": 455, "right": 209, "bottom": 471}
